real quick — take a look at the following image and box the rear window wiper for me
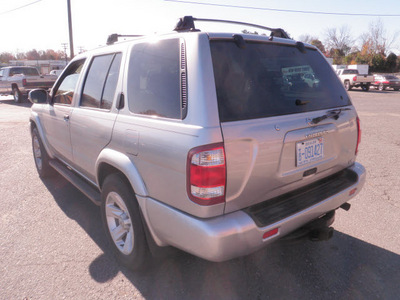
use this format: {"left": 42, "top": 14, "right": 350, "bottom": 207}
{"left": 311, "top": 108, "right": 351, "bottom": 124}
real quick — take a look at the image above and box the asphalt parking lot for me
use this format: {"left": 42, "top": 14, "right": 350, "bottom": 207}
{"left": 0, "top": 89, "right": 399, "bottom": 299}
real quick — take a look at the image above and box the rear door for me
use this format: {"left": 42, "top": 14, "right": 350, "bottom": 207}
{"left": 69, "top": 52, "right": 123, "bottom": 182}
{"left": 209, "top": 40, "right": 359, "bottom": 213}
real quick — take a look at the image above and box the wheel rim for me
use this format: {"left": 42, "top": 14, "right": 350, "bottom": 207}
{"left": 105, "top": 192, "right": 134, "bottom": 255}
{"left": 14, "top": 90, "right": 19, "bottom": 101}
{"left": 379, "top": 84, "right": 383, "bottom": 91}
{"left": 33, "top": 134, "right": 42, "bottom": 171}
{"left": 345, "top": 82, "right": 349, "bottom": 90}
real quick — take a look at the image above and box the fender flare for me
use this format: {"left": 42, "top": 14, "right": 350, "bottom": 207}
{"left": 95, "top": 148, "right": 148, "bottom": 197}
{"left": 29, "top": 112, "right": 55, "bottom": 159}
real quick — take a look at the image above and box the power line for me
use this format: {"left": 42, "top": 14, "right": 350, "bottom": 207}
{"left": 164, "top": 0, "right": 400, "bottom": 17}
{"left": 0, "top": 0, "right": 43, "bottom": 16}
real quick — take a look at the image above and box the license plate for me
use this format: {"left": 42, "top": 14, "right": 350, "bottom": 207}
{"left": 296, "top": 137, "right": 324, "bottom": 167}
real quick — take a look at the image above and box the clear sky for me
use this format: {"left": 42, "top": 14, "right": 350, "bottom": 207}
{"left": 1, "top": 0, "right": 399, "bottom": 55}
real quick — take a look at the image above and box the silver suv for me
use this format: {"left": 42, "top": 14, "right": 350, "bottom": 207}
{"left": 29, "top": 17, "right": 366, "bottom": 270}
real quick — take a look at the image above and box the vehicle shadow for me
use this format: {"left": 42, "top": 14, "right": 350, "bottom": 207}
{"left": 42, "top": 174, "right": 400, "bottom": 300}
{"left": 0, "top": 98, "right": 32, "bottom": 108}
{"left": 348, "top": 89, "right": 394, "bottom": 94}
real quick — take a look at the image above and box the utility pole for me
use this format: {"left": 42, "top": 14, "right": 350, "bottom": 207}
{"left": 61, "top": 43, "right": 68, "bottom": 64}
{"left": 67, "top": 0, "right": 74, "bottom": 59}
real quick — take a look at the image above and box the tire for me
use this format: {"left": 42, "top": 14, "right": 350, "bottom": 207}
{"left": 362, "top": 84, "right": 370, "bottom": 92}
{"left": 101, "top": 173, "right": 150, "bottom": 270}
{"left": 394, "top": 88, "right": 399, "bottom": 91}
{"left": 32, "top": 127, "right": 53, "bottom": 178}
{"left": 344, "top": 81, "right": 351, "bottom": 91}
{"left": 12, "top": 87, "right": 23, "bottom": 103}
{"left": 379, "top": 83, "right": 385, "bottom": 91}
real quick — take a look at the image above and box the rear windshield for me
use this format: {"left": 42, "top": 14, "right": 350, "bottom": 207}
{"left": 210, "top": 41, "right": 351, "bottom": 122}
{"left": 9, "top": 67, "right": 39, "bottom": 76}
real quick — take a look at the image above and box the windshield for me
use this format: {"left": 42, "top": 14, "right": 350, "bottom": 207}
{"left": 210, "top": 41, "right": 351, "bottom": 122}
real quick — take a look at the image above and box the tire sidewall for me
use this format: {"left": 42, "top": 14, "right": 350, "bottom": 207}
{"left": 100, "top": 174, "right": 149, "bottom": 270}
{"left": 32, "top": 127, "right": 52, "bottom": 177}
{"left": 13, "top": 88, "right": 22, "bottom": 103}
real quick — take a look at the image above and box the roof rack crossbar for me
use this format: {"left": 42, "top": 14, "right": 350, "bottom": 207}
{"left": 174, "top": 16, "right": 290, "bottom": 39}
{"left": 107, "top": 34, "right": 143, "bottom": 45}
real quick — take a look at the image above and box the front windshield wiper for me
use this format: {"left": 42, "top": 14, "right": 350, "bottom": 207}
{"left": 311, "top": 108, "right": 351, "bottom": 124}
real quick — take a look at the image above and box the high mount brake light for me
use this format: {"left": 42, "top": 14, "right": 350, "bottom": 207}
{"left": 187, "top": 143, "right": 226, "bottom": 205}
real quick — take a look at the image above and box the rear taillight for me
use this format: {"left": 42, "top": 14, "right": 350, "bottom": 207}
{"left": 353, "top": 76, "right": 357, "bottom": 82}
{"left": 356, "top": 117, "right": 361, "bottom": 155}
{"left": 22, "top": 78, "right": 27, "bottom": 86}
{"left": 383, "top": 81, "right": 390, "bottom": 84}
{"left": 187, "top": 143, "right": 226, "bottom": 205}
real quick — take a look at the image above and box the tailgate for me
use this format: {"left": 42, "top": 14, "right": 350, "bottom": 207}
{"left": 24, "top": 76, "right": 56, "bottom": 88}
{"left": 208, "top": 38, "right": 359, "bottom": 213}
{"left": 221, "top": 109, "right": 359, "bottom": 213}
{"left": 356, "top": 75, "right": 373, "bottom": 83}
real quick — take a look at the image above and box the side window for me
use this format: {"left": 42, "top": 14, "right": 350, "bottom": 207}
{"left": 127, "top": 39, "right": 181, "bottom": 119}
{"left": 81, "top": 53, "right": 122, "bottom": 110}
{"left": 101, "top": 53, "right": 122, "bottom": 109}
{"left": 53, "top": 59, "right": 85, "bottom": 105}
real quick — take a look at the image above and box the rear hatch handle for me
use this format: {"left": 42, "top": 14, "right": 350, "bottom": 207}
{"left": 311, "top": 108, "right": 351, "bottom": 124}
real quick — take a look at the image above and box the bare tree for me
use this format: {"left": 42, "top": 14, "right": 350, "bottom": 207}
{"left": 324, "top": 25, "right": 354, "bottom": 56}
{"left": 298, "top": 34, "right": 317, "bottom": 44}
{"left": 360, "top": 19, "right": 399, "bottom": 56}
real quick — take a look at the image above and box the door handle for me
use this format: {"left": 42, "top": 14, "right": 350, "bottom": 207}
{"left": 64, "top": 114, "right": 70, "bottom": 121}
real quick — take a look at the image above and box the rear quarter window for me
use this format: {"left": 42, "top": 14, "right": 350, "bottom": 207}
{"left": 210, "top": 41, "right": 351, "bottom": 122}
{"left": 127, "top": 39, "right": 181, "bottom": 119}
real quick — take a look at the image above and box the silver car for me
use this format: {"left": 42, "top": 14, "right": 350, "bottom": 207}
{"left": 29, "top": 16, "right": 366, "bottom": 270}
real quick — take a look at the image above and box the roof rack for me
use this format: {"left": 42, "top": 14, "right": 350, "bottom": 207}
{"left": 106, "top": 34, "right": 143, "bottom": 45}
{"left": 174, "top": 16, "right": 290, "bottom": 39}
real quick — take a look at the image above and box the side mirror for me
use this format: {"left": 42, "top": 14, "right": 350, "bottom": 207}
{"left": 28, "top": 89, "right": 49, "bottom": 104}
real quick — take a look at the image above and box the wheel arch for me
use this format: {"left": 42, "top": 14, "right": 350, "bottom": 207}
{"left": 96, "top": 148, "right": 148, "bottom": 197}
{"left": 29, "top": 113, "right": 55, "bottom": 159}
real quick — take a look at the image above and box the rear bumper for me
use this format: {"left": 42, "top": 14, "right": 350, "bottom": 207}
{"left": 138, "top": 162, "right": 366, "bottom": 262}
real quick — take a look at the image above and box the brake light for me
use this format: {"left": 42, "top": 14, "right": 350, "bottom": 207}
{"left": 356, "top": 117, "right": 361, "bottom": 155}
{"left": 353, "top": 76, "right": 357, "bottom": 82}
{"left": 382, "top": 81, "right": 390, "bottom": 84}
{"left": 187, "top": 143, "right": 226, "bottom": 205}
{"left": 22, "top": 78, "right": 27, "bottom": 86}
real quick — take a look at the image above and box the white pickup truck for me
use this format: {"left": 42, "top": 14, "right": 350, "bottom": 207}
{"left": 336, "top": 69, "right": 374, "bottom": 91}
{"left": 0, "top": 66, "right": 57, "bottom": 103}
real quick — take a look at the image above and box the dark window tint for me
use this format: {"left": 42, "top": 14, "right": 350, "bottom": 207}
{"left": 101, "top": 53, "right": 122, "bottom": 109}
{"left": 53, "top": 59, "right": 85, "bottom": 105}
{"left": 210, "top": 41, "right": 351, "bottom": 122}
{"left": 9, "top": 67, "right": 39, "bottom": 76}
{"left": 127, "top": 39, "right": 180, "bottom": 119}
{"left": 81, "top": 54, "right": 114, "bottom": 108}
{"left": 343, "top": 69, "right": 358, "bottom": 74}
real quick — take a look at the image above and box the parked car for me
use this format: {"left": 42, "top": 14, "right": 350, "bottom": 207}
{"left": 28, "top": 16, "right": 366, "bottom": 270}
{"left": 49, "top": 69, "right": 63, "bottom": 77}
{"left": 336, "top": 69, "right": 374, "bottom": 91}
{"left": 372, "top": 74, "right": 400, "bottom": 91}
{"left": 0, "top": 66, "right": 57, "bottom": 103}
